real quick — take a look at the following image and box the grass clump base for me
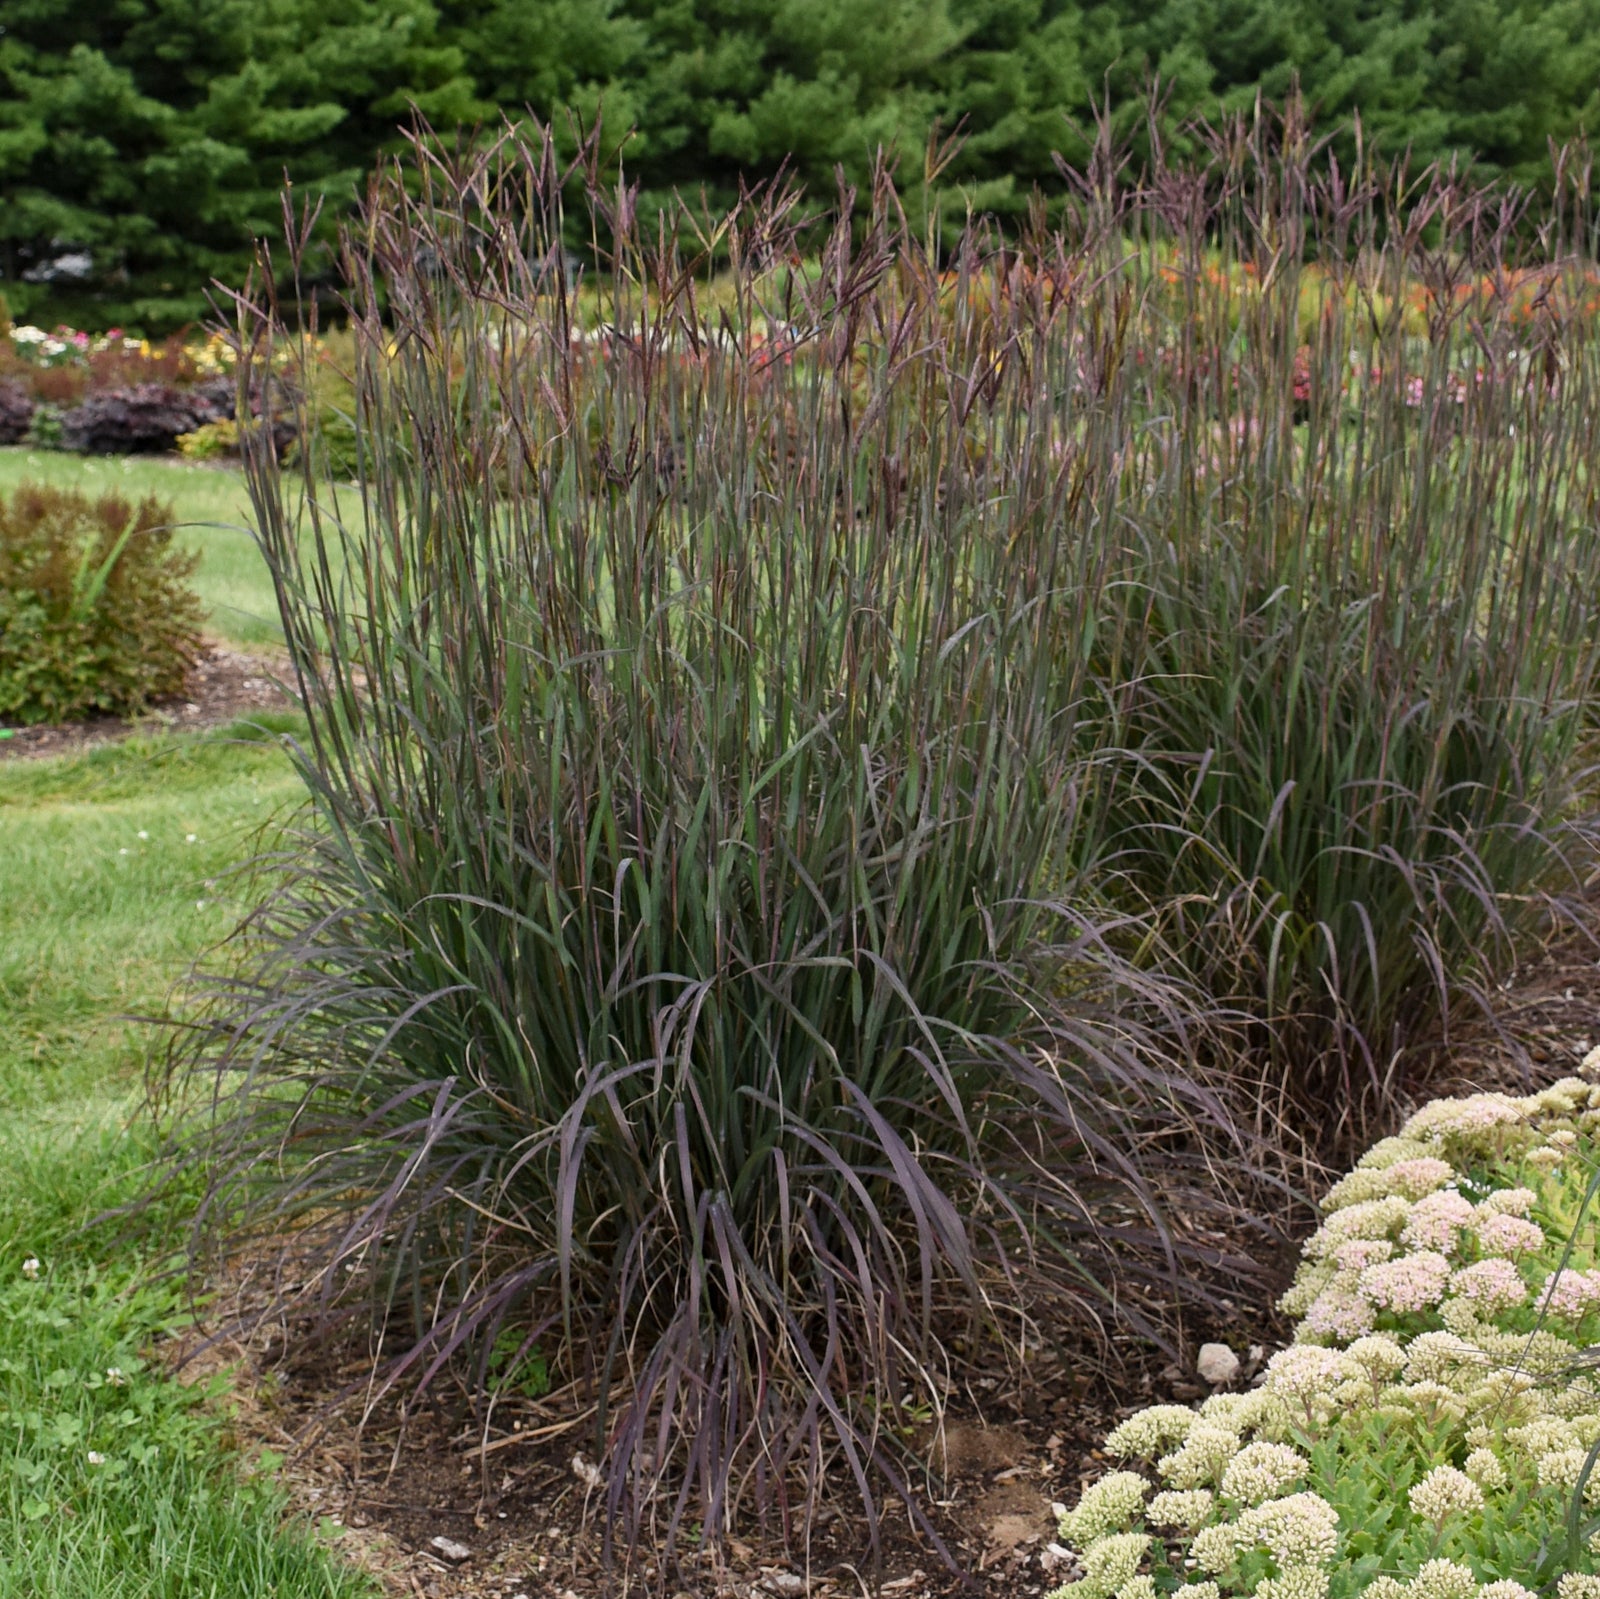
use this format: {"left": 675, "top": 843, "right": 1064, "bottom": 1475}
{"left": 1052, "top": 1069, "right": 1600, "bottom": 1599}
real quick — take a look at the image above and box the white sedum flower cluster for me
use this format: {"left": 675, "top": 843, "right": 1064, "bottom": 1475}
{"left": 1048, "top": 1077, "right": 1600, "bottom": 1599}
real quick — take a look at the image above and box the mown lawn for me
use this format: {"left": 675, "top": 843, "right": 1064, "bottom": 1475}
{"left": 0, "top": 723, "right": 375, "bottom": 1598}
{"left": 0, "top": 450, "right": 278, "bottom": 649}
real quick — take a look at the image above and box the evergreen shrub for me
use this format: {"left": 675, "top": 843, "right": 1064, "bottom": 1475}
{"left": 0, "top": 482, "right": 203, "bottom": 723}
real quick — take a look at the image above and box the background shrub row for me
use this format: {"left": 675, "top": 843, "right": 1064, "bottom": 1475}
{"left": 4, "top": 0, "right": 1600, "bottom": 330}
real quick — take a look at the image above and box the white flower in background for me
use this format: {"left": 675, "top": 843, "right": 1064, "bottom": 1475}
{"left": 1480, "top": 1583, "right": 1538, "bottom": 1599}
{"left": 1234, "top": 1490, "right": 1339, "bottom": 1568}
{"left": 1477, "top": 1186, "right": 1536, "bottom": 1216}
{"left": 1380, "top": 1157, "right": 1455, "bottom": 1199}
{"left": 1463, "top": 1447, "right": 1508, "bottom": 1491}
{"left": 1408, "top": 1465, "right": 1483, "bottom": 1525}
{"left": 1448, "top": 1258, "right": 1528, "bottom": 1313}
{"left": 1300, "top": 1282, "right": 1375, "bottom": 1341}
{"left": 1509, "top": 1415, "right": 1579, "bottom": 1454}
{"left": 1340, "top": 1335, "right": 1408, "bottom": 1383}
{"left": 1069, "top": 1532, "right": 1149, "bottom": 1599}
{"left": 1409, "top": 1559, "right": 1480, "bottom": 1599}
{"left": 1360, "top": 1251, "right": 1452, "bottom": 1314}
{"left": 1199, "top": 1389, "right": 1286, "bottom": 1435}
{"left": 86, "top": 1451, "right": 105, "bottom": 1466}
{"left": 1537, "top": 1267, "right": 1600, "bottom": 1321}
{"left": 1558, "top": 1577, "right": 1600, "bottom": 1599}
{"left": 1357, "top": 1136, "right": 1435, "bottom": 1170}
{"left": 1331, "top": 1238, "right": 1395, "bottom": 1274}
{"left": 1536, "top": 1446, "right": 1589, "bottom": 1492}
{"left": 1157, "top": 1422, "right": 1241, "bottom": 1488}
{"left": 1263, "top": 1345, "right": 1346, "bottom": 1400}
{"left": 1146, "top": 1489, "right": 1213, "bottom": 1528}
{"left": 1304, "top": 1197, "right": 1412, "bottom": 1259}
{"left": 21, "top": 1257, "right": 40, "bottom": 1279}
{"left": 1528, "top": 1146, "right": 1566, "bottom": 1171}
{"left": 1401, "top": 1192, "right": 1477, "bottom": 1252}
{"left": 1058, "top": 1472, "right": 1149, "bottom": 1547}
{"left": 1322, "top": 1157, "right": 1455, "bottom": 1211}
{"left": 1105, "top": 1405, "right": 1196, "bottom": 1458}
{"left": 1384, "top": 1380, "right": 1465, "bottom": 1427}
{"left": 1255, "top": 1572, "right": 1329, "bottom": 1599}
{"left": 1220, "top": 1442, "right": 1308, "bottom": 1503}
{"left": 1474, "top": 1211, "right": 1543, "bottom": 1255}
{"left": 1535, "top": 1080, "right": 1595, "bottom": 1112}
{"left": 1189, "top": 1522, "right": 1240, "bottom": 1575}
{"left": 1401, "top": 1093, "right": 1527, "bottom": 1145}
{"left": 104, "top": 1367, "right": 126, "bottom": 1386}
{"left": 1400, "top": 1331, "right": 1480, "bottom": 1384}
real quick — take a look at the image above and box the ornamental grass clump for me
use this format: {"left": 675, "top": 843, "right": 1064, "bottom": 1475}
{"left": 1082, "top": 112, "right": 1600, "bottom": 1149}
{"left": 167, "top": 127, "right": 1248, "bottom": 1561}
{"left": 1050, "top": 1059, "right": 1600, "bottom": 1599}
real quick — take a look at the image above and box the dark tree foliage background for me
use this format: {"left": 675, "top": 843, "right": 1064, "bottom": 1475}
{"left": 4, "top": 0, "right": 1600, "bottom": 330}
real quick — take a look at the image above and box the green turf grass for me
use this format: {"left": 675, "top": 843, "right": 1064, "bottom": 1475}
{"left": 0, "top": 723, "right": 375, "bottom": 1598}
{"left": 0, "top": 449, "right": 279, "bottom": 649}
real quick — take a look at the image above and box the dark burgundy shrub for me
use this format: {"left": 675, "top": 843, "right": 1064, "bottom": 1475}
{"left": 188, "top": 375, "right": 237, "bottom": 420}
{"left": 188, "top": 374, "right": 297, "bottom": 455}
{"left": 60, "top": 383, "right": 221, "bottom": 454}
{"left": 0, "top": 381, "right": 32, "bottom": 444}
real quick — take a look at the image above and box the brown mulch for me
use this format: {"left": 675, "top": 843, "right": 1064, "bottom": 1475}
{"left": 0, "top": 642, "right": 293, "bottom": 759}
{"left": 168, "top": 1292, "right": 1284, "bottom": 1599}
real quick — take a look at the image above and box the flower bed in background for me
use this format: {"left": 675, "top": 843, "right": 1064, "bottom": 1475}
{"left": 0, "top": 323, "right": 302, "bottom": 456}
{"left": 1050, "top": 1066, "right": 1600, "bottom": 1599}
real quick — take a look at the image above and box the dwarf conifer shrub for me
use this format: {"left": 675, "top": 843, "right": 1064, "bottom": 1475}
{"left": 0, "top": 482, "right": 203, "bottom": 723}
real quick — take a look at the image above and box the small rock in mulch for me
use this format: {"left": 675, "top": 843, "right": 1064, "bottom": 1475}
{"left": 1196, "top": 1343, "right": 1240, "bottom": 1385}
{"left": 427, "top": 1536, "right": 473, "bottom": 1566}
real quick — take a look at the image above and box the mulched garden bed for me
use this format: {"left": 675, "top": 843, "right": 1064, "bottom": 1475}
{"left": 0, "top": 642, "right": 293, "bottom": 759}
{"left": 78, "top": 668, "right": 1591, "bottom": 1597}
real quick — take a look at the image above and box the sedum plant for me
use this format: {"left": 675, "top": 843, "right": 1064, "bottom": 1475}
{"left": 1051, "top": 1069, "right": 1600, "bottom": 1599}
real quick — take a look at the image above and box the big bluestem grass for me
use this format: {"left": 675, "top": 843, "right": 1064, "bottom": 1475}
{"left": 1083, "top": 115, "right": 1600, "bottom": 1150}
{"left": 165, "top": 110, "right": 1600, "bottom": 1563}
{"left": 169, "top": 133, "right": 1249, "bottom": 1564}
